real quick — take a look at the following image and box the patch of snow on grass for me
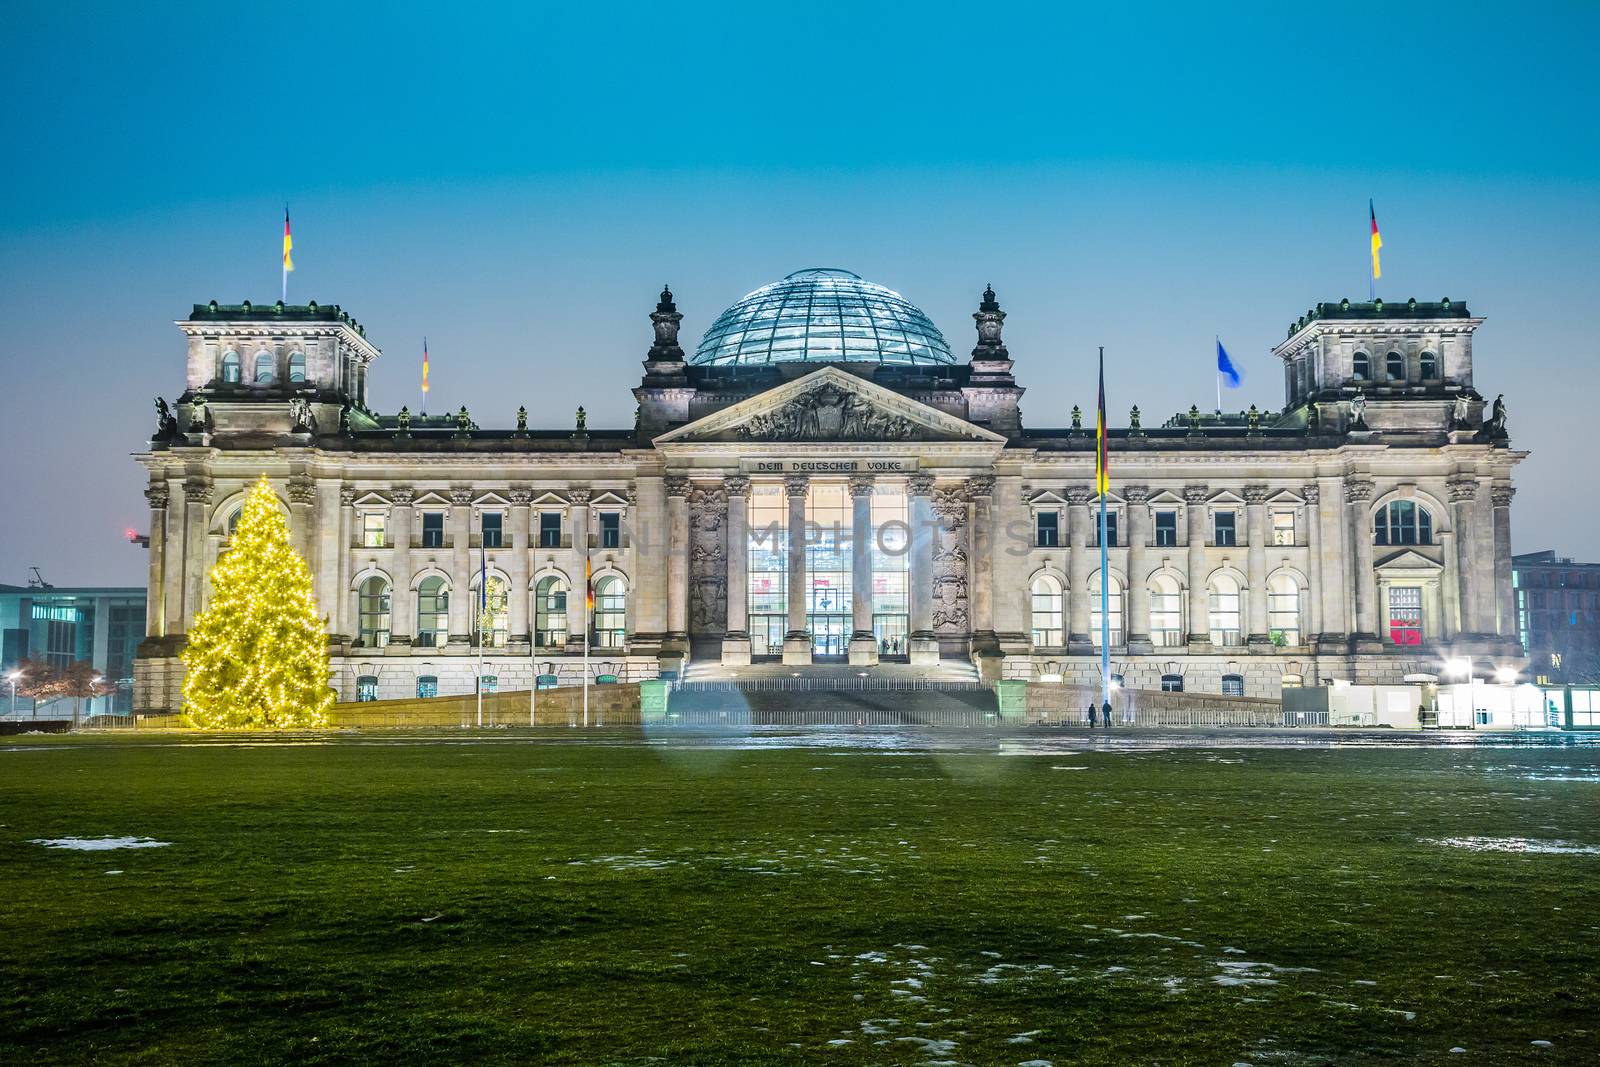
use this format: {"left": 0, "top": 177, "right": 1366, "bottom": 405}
{"left": 31, "top": 836, "right": 170, "bottom": 851}
{"left": 1428, "top": 837, "right": 1599, "bottom": 855}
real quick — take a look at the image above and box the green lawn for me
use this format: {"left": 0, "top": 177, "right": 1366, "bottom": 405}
{"left": 2, "top": 731, "right": 1597, "bottom": 1065}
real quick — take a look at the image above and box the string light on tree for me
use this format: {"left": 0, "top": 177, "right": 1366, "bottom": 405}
{"left": 180, "top": 476, "right": 333, "bottom": 728}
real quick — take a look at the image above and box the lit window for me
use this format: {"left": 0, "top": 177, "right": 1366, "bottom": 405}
{"left": 362, "top": 512, "right": 386, "bottom": 548}
{"left": 1213, "top": 511, "right": 1237, "bottom": 547}
{"left": 1161, "top": 674, "right": 1184, "bottom": 693}
{"left": 416, "top": 675, "right": 438, "bottom": 699}
{"left": 1090, "top": 572, "right": 1123, "bottom": 647}
{"left": 476, "top": 576, "right": 509, "bottom": 648}
{"left": 421, "top": 511, "right": 444, "bottom": 548}
{"left": 1388, "top": 585, "right": 1422, "bottom": 645}
{"left": 593, "top": 575, "right": 627, "bottom": 648}
{"left": 220, "top": 350, "right": 241, "bottom": 384}
{"left": 1208, "top": 575, "right": 1242, "bottom": 646}
{"left": 1030, "top": 574, "right": 1064, "bottom": 647}
{"left": 1268, "top": 574, "right": 1302, "bottom": 646}
{"left": 478, "top": 675, "right": 497, "bottom": 694}
{"left": 358, "top": 577, "right": 390, "bottom": 647}
{"left": 1353, "top": 352, "right": 1371, "bottom": 380}
{"left": 538, "top": 512, "right": 562, "bottom": 548}
{"left": 1272, "top": 511, "right": 1296, "bottom": 546}
{"left": 1154, "top": 510, "right": 1178, "bottom": 547}
{"left": 1221, "top": 674, "right": 1245, "bottom": 697}
{"left": 1420, "top": 352, "right": 1438, "bottom": 380}
{"left": 253, "top": 350, "right": 275, "bottom": 384}
{"left": 1385, "top": 351, "right": 1404, "bottom": 381}
{"left": 356, "top": 676, "right": 378, "bottom": 702}
{"left": 1035, "top": 511, "right": 1059, "bottom": 548}
{"left": 535, "top": 576, "right": 568, "bottom": 648}
{"left": 1374, "top": 500, "right": 1433, "bottom": 545}
{"left": 227, "top": 508, "right": 243, "bottom": 535}
{"left": 1150, "top": 574, "right": 1184, "bottom": 646}
{"left": 481, "top": 511, "right": 503, "bottom": 549}
{"left": 599, "top": 512, "right": 621, "bottom": 549}
{"left": 288, "top": 351, "right": 307, "bottom": 383}
{"left": 415, "top": 577, "right": 449, "bottom": 648}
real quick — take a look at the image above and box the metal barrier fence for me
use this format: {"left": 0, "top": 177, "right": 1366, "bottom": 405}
{"left": 674, "top": 678, "right": 990, "bottom": 693}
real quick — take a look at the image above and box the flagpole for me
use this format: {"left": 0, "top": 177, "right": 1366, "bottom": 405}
{"left": 1215, "top": 335, "right": 1222, "bottom": 414}
{"left": 1098, "top": 347, "right": 1110, "bottom": 713}
{"left": 476, "top": 544, "right": 485, "bottom": 728}
{"left": 583, "top": 548, "right": 591, "bottom": 729}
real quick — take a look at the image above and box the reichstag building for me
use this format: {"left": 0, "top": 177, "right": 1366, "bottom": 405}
{"left": 133, "top": 268, "right": 1523, "bottom": 710}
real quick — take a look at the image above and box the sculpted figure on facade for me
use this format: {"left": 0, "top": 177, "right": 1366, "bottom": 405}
{"left": 688, "top": 484, "right": 728, "bottom": 632}
{"left": 739, "top": 382, "right": 919, "bottom": 441}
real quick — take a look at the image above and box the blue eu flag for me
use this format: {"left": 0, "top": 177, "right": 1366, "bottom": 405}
{"left": 1216, "top": 339, "right": 1243, "bottom": 388}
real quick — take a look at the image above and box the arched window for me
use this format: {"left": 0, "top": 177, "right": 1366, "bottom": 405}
{"left": 1208, "top": 574, "right": 1243, "bottom": 646}
{"left": 226, "top": 508, "right": 243, "bottom": 535}
{"left": 1419, "top": 352, "right": 1439, "bottom": 380}
{"left": 1374, "top": 500, "right": 1434, "bottom": 545}
{"left": 535, "top": 576, "right": 568, "bottom": 649}
{"left": 356, "top": 675, "right": 379, "bottom": 702}
{"left": 416, "top": 675, "right": 438, "bottom": 699}
{"left": 253, "top": 350, "right": 275, "bottom": 384}
{"left": 287, "top": 351, "right": 307, "bottom": 383}
{"left": 1089, "top": 572, "right": 1123, "bottom": 647}
{"left": 1385, "top": 351, "right": 1405, "bottom": 381}
{"left": 416, "top": 577, "right": 449, "bottom": 648}
{"left": 1221, "top": 674, "right": 1245, "bottom": 697}
{"left": 475, "top": 576, "right": 509, "bottom": 648}
{"left": 358, "top": 576, "right": 391, "bottom": 648}
{"left": 220, "top": 350, "right": 241, "bottom": 384}
{"left": 593, "top": 575, "right": 627, "bottom": 649}
{"left": 1150, "top": 574, "right": 1185, "bottom": 647}
{"left": 1352, "top": 352, "right": 1371, "bottom": 381}
{"left": 1161, "top": 674, "right": 1184, "bottom": 693}
{"left": 1267, "top": 573, "right": 1302, "bottom": 646}
{"left": 1030, "top": 574, "right": 1064, "bottom": 647}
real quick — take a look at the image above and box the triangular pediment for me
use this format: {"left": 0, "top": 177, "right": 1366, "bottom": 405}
{"left": 1375, "top": 548, "right": 1444, "bottom": 573}
{"left": 654, "top": 367, "right": 1006, "bottom": 445}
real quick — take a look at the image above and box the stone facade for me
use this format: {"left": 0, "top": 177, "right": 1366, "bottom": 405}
{"left": 133, "top": 282, "right": 1524, "bottom": 711}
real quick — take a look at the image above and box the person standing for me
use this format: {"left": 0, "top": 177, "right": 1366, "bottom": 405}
{"left": 1086, "top": 702, "right": 1097, "bottom": 729}
{"left": 1102, "top": 700, "right": 1113, "bottom": 729}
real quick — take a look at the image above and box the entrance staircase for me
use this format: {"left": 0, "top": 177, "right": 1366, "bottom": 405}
{"left": 667, "top": 658, "right": 999, "bottom": 727}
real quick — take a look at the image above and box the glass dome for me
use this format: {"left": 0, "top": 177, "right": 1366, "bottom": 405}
{"left": 692, "top": 268, "right": 954, "bottom": 368}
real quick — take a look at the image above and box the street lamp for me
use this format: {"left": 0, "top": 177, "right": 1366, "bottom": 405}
{"left": 1446, "top": 656, "right": 1476, "bottom": 728}
{"left": 7, "top": 671, "right": 19, "bottom": 716}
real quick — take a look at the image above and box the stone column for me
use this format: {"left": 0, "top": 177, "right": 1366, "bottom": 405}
{"left": 144, "top": 484, "right": 168, "bottom": 638}
{"left": 509, "top": 489, "right": 532, "bottom": 646}
{"left": 966, "top": 475, "right": 996, "bottom": 653}
{"left": 385, "top": 487, "right": 414, "bottom": 645}
{"left": 1123, "top": 485, "right": 1151, "bottom": 653}
{"left": 1473, "top": 480, "right": 1498, "bottom": 636}
{"left": 665, "top": 477, "right": 691, "bottom": 650}
{"left": 1314, "top": 476, "right": 1347, "bottom": 644}
{"left": 288, "top": 475, "right": 317, "bottom": 562}
{"left": 1346, "top": 480, "right": 1378, "bottom": 646}
{"left": 569, "top": 489, "right": 592, "bottom": 561}
{"left": 1492, "top": 485, "right": 1515, "bottom": 639}
{"left": 992, "top": 474, "right": 1030, "bottom": 652}
{"left": 1244, "top": 484, "right": 1270, "bottom": 648}
{"left": 1066, "top": 486, "right": 1093, "bottom": 651}
{"left": 334, "top": 487, "right": 355, "bottom": 639}
{"left": 448, "top": 488, "right": 473, "bottom": 644}
{"left": 907, "top": 473, "right": 939, "bottom": 665}
{"left": 847, "top": 475, "right": 878, "bottom": 665}
{"left": 721, "top": 476, "right": 752, "bottom": 665}
{"left": 781, "top": 474, "right": 812, "bottom": 665}
{"left": 163, "top": 478, "right": 186, "bottom": 637}
{"left": 1448, "top": 478, "right": 1478, "bottom": 636}
{"left": 182, "top": 479, "right": 212, "bottom": 630}
{"left": 1302, "top": 485, "right": 1322, "bottom": 639}
{"left": 1184, "top": 485, "right": 1211, "bottom": 648}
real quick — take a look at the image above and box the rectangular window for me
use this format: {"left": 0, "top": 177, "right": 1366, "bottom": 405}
{"left": 599, "top": 512, "right": 621, "bottom": 549}
{"left": 421, "top": 511, "right": 444, "bottom": 548}
{"left": 1388, "top": 586, "right": 1423, "bottom": 645}
{"left": 1095, "top": 512, "right": 1119, "bottom": 548}
{"left": 538, "top": 512, "right": 562, "bottom": 548}
{"left": 361, "top": 512, "right": 386, "bottom": 548}
{"left": 1151, "top": 590, "right": 1184, "bottom": 646}
{"left": 748, "top": 485, "right": 788, "bottom": 656}
{"left": 1272, "top": 511, "right": 1296, "bottom": 546}
{"left": 1208, "top": 587, "right": 1242, "bottom": 646}
{"left": 480, "top": 512, "right": 503, "bottom": 549}
{"left": 1155, "top": 510, "right": 1178, "bottom": 547}
{"left": 1213, "top": 511, "right": 1237, "bottom": 547}
{"left": 1035, "top": 510, "right": 1059, "bottom": 548}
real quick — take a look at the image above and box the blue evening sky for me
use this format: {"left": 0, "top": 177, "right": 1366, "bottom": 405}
{"left": 2, "top": 1, "right": 1597, "bottom": 584}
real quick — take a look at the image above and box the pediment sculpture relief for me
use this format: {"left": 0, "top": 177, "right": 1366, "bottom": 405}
{"left": 737, "top": 382, "right": 919, "bottom": 441}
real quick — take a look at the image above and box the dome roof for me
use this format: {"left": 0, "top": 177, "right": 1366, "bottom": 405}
{"left": 691, "top": 268, "right": 954, "bottom": 368}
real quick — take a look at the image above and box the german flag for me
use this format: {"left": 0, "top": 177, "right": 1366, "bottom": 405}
{"left": 282, "top": 207, "right": 294, "bottom": 274}
{"left": 421, "top": 338, "right": 430, "bottom": 397}
{"left": 1095, "top": 348, "right": 1109, "bottom": 497}
{"left": 585, "top": 552, "right": 594, "bottom": 613}
{"left": 1370, "top": 199, "right": 1382, "bottom": 281}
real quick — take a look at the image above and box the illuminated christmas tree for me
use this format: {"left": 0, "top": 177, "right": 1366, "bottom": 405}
{"left": 180, "top": 476, "right": 334, "bottom": 728}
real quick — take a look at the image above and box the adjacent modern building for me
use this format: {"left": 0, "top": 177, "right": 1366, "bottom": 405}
{"left": 1, "top": 583, "right": 146, "bottom": 715}
{"left": 1513, "top": 550, "right": 1600, "bottom": 685}
{"left": 133, "top": 269, "right": 1525, "bottom": 711}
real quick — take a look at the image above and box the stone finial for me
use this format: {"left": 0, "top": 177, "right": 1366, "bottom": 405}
{"left": 1070, "top": 405, "right": 1083, "bottom": 431}
{"left": 455, "top": 405, "right": 472, "bottom": 436}
{"left": 516, "top": 406, "right": 528, "bottom": 434}
{"left": 396, "top": 406, "right": 412, "bottom": 437}
{"left": 1187, "top": 405, "right": 1201, "bottom": 434}
{"left": 1129, "top": 404, "right": 1141, "bottom": 430}
{"left": 574, "top": 406, "right": 587, "bottom": 434}
{"left": 648, "top": 284, "right": 685, "bottom": 362}
{"left": 1247, "top": 404, "right": 1261, "bottom": 433}
{"left": 972, "top": 283, "right": 1007, "bottom": 355}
